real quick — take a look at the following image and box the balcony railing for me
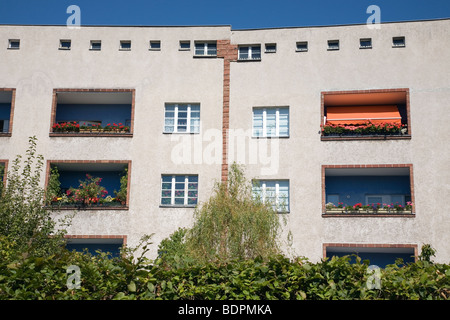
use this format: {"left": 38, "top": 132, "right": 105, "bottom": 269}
{"left": 323, "top": 202, "right": 414, "bottom": 217}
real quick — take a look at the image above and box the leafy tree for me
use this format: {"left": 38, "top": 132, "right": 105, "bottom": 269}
{"left": 0, "top": 136, "right": 71, "bottom": 259}
{"left": 159, "top": 163, "right": 284, "bottom": 266}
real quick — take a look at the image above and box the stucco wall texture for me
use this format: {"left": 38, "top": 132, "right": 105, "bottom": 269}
{"left": 0, "top": 19, "right": 449, "bottom": 262}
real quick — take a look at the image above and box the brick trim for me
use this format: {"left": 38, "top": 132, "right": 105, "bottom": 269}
{"left": 321, "top": 164, "right": 415, "bottom": 214}
{"left": 45, "top": 160, "right": 131, "bottom": 209}
{"left": 49, "top": 88, "right": 135, "bottom": 137}
{"left": 320, "top": 88, "right": 411, "bottom": 140}
{"left": 0, "top": 88, "right": 16, "bottom": 137}
{"left": 323, "top": 243, "right": 418, "bottom": 261}
{"left": 217, "top": 40, "right": 238, "bottom": 182}
{"left": 64, "top": 234, "right": 127, "bottom": 245}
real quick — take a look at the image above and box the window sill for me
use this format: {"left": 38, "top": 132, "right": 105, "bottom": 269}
{"left": 237, "top": 58, "right": 261, "bottom": 62}
{"left": 193, "top": 54, "right": 217, "bottom": 58}
{"left": 163, "top": 131, "right": 200, "bottom": 135}
{"left": 45, "top": 205, "right": 129, "bottom": 211}
{"left": 321, "top": 134, "right": 411, "bottom": 141}
{"left": 50, "top": 132, "right": 133, "bottom": 138}
{"left": 7, "top": 47, "right": 20, "bottom": 50}
{"left": 159, "top": 205, "right": 197, "bottom": 208}
{"left": 323, "top": 212, "right": 415, "bottom": 218}
{"left": 295, "top": 49, "right": 308, "bottom": 53}
{"left": 0, "top": 132, "right": 12, "bottom": 137}
{"left": 252, "top": 135, "right": 290, "bottom": 139}
{"left": 59, "top": 48, "right": 71, "bottom": 50}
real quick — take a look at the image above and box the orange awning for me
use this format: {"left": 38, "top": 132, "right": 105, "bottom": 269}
{"left": 326, "top": 105, "right": 402, "bottom": 125}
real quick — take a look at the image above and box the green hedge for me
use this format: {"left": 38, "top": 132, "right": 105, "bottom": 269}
{"left": 1, "top": 249, "right": 449, "bottom": 300}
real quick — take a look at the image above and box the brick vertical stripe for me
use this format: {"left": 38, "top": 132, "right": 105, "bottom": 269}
{"left": 217, "top": 40, "right": 238, "bottom": 182}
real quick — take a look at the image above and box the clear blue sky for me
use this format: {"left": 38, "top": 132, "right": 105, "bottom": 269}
{"left": 0, "top": 0, "right": 449, "bottom": 29}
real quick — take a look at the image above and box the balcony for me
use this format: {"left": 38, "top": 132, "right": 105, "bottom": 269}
{"left": 65, "top": 236, "right": 126, "bottom": 257}
{"left": 322, "top": 165, "right": 415, "bottom": 217}
{"left": 50, "top": 89, "right": 134, "bottom": 137}
{"left": 46, "top": 161, "right": 130, "bottom": 210}
{"left": 321, "top": 89, "right": 411, "bottom": 140}
{"left": 0, "top": 89, "right": 15, "bottom": 137}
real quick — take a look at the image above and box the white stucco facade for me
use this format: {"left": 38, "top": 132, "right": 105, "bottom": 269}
{"left": 0, "top": 19, "right": 449, "bottom": 262}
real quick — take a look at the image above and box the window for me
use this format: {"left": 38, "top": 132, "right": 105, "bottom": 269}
{"left": 149, "top": 40, "right": 161, "bottom": 51}
{"left": 393, "top": 36, "right": 405, "bottom": 48}
{"left": 0, "top": 89, "right": 14, "bottom": 135}
{"left": 327, "top": 40, "right": 339, "bottom": 51}
{"left": 296, "top": 41, "right": 308, "bottom": 52}
{"left": 253, "top": 180, "right": 289, "bottom": 212}
{"left": 179, "top": 40, "right": 191, "bottom": 51}
{"left": 238, "top": 45, "right": 261, "bottom": 60}
{"left": 360, "top": 38, "right": 372, "bottom": 49}
{"left": 265, "top": 43, "right": 276, "bottom": 53}
{"left": 366, "top": 195, "right": 407, "bottom": 206}
{"left": 161, "top": 175, "right": 198, "bottom": 206}
{"left": 8, "top": 39, "right": 20, "bottom": 49}
{"left": 90, "top": 40, "right": 101, "bottom": 51}
{"left": 253, "top": 107, "right": 289, "bottom": 138}
{"left": 120, "top": 40, "right": 131, "bottom": 50}
{"left": 59, "top": 39, "right": 71, "bottom": 50}
{"left": 194, "top": 41, "right": 217, "bottom": 56}
{"left": 164, "top": 103, "right": 200, "bottom": 133}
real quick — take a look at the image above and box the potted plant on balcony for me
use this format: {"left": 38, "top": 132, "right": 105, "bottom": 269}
{"left": 113, "top": 168, "right": 128, "bottom": 206}
{"left": 66, "top": 174, "right": 108, "bottom": 207}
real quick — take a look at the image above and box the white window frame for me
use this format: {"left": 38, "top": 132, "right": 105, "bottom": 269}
{"left": 365, "top": 194, "right": 406, "bottom": 206}
{"left": 119, "top": 40, "right": 131, "bottom": 51}
{"left": 59, "top": 39, "right": 71, "bottom": 50}
{"left": 90, "top": 40, "right": 101, "bottom": 51}
{"left": 252, "top": 107, "right": 289, "bottom": 138}
{"left": 161, "top": 175, "right": 198, "bottom": 206}
{"left": 392, "top": 36, "right": 406, "bottom": 48}
{"left": 8, "top": 39, "right": 20, "bottom": 49}
{"left": 264, "top": 43, "right": 276, "bottom": 53}
{"left": 327, "top": 40, "right": 339, "bottom": 51}
{"left": 296, "top": 41, "right": 308, "bottom": 52}
{"left": 194, "top": 41, "right": 217, "bottom": 56}
{"left": 359, "top": 38, "right": 372, "bottom": 49}
{"left": 238, "top": 45, "right": 262, "bottom": 60}
{"left": 179, "top": 40, "right": 191, "bottom": 51}
{"left": 149, "top": 40, "right": 161, "bottom": 51}
{"left": 253, "top": 180, "right": 290, "bottom": 212}
{"left": 164, "top": 103, "right": 200, "bottom": 134}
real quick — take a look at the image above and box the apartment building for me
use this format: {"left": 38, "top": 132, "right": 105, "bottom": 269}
{"left": 0, "top": 18, "right": 449, "bottom": 264}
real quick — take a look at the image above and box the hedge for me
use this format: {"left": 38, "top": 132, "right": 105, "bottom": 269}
{"left": 1, "top": 250, "right": 449, "bottom": 300}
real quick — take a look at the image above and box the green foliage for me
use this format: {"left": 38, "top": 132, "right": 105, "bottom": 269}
{"left": 114, "top": 168, "right": 128, "bottom": 205}
{"left": 179, "top": 163, "right": 283, "bottom": 265}
{"left": 419, "top": 244, "right": 436, "bottom": 263}
{"left": 45, "top": 166, "right": 62, "bottom": 205}
{"left": 0, "top": 136, "right": 71, "bottom": 258}
{"left": 1, "top": 244, "right": 449, "bottom": 300}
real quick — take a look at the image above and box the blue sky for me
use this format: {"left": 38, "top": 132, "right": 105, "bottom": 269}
{"left": 0, "top": 0, "right": 449, "bottom": 29}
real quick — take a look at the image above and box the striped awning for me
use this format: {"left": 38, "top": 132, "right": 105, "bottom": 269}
{"left": 326, "top": 105, "right": 402, "bottom": 125}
